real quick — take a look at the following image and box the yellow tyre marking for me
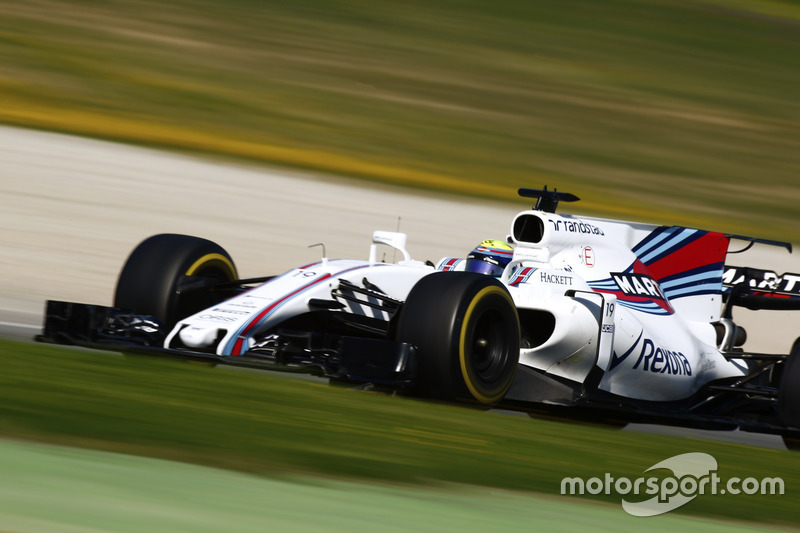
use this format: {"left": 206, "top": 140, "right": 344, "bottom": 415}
{"left": 458, "top": 286, "right": 518, "bottom": 405}
{"left": 185, "top": 253, "right": 237, "bottom": 279}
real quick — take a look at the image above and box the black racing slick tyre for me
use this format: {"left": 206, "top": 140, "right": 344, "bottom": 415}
{"left": 396, "top": 272, "right": 520, "bottom": 406}
{"left": 114, "top": 234, "right": 238, "bottom": 330}
{"left": 779, "top": 338, "right": 800, "bottom": 450}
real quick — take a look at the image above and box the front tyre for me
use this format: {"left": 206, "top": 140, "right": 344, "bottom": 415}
{"left": 114, "top": 234, "right": 238, "bottom": 330}
{"left": 396, "top": 272, "right": 520, "bottom": 406}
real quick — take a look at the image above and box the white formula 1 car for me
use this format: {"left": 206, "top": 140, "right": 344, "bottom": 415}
{"left": 38, "top": 188, "right": 800, "bottom": 448}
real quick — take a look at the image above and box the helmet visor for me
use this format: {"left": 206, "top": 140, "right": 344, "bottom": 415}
{"left": 465, "top": 258, "right": 504, "bottom": 277}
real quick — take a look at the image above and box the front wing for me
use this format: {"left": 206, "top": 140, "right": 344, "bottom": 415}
{"left": 37, "top": 300, "right": 417, "bottom": 386}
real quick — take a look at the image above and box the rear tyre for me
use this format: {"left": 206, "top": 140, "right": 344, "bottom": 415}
{"left": 783, "top": 431, "right": 800, "bottom": 451}
{"left": 396, "top": 272, "right": 520, "bottom": 406}
{"left": 779, "top": 338, "right": 800, "bottom": 450}
{"left": 114, "top": 234, "right": 238, "bottom": 330}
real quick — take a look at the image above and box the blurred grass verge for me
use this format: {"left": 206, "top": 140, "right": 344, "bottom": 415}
{"left": 0, "top": 339, "right": 797, "bottom": 527}
{"left": 0, "top": 0, "right": 798, "bottom": 240}
{"left": 0, "top": 439, "right": 785, "bottom": 533}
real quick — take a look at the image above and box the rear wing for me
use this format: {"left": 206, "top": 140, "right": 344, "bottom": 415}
{"left": 722, "top": 235, "right": 800, "bottom": 312}
{"left": 723, "top": 266, "right": 800, "bottom": 311}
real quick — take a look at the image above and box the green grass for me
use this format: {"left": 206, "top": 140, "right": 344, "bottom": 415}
{"left": 1, "top": 0, "right": 799, "bottom": 240}
{"left": 0, "top": 338, "right": 798, "bottom": 527}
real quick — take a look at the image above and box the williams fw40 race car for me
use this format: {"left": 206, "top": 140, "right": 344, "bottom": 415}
{"left": 38, "top": 188, "right": 800, "bottom": 448}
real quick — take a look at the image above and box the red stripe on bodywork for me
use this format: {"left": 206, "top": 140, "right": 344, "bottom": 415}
{"left": 232, "top": 273, "right": 332, "bottom": 355}
{"left": 643, "top": 232, "right": 729, "bottom": 283}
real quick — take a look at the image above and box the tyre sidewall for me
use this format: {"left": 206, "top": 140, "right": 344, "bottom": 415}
{"left": 397, "top": 272, "right": 519, "bottom": 405}
{"left": 456, "top": 284, "right": 519, "bottom": 404}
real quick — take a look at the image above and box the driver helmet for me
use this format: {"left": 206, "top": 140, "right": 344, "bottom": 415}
{"left": 465, "top": 239, "right": 514, "bottom": 277}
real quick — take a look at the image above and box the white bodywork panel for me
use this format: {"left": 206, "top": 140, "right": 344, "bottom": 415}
{"left": 166, "top": 231, "right": 433, "bottom": 356}
{"left": 167, "top": 210, "right": 748, "bottom": 403}
{"left": 501, "top": 210, "right": 745, "bottom": 401}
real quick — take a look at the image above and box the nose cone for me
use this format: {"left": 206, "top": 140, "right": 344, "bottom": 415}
{"left": 179, "top": 326, "right": 221, "bottom": 348}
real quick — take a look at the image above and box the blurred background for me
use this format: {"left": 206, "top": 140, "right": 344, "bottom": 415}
{"left": 1, "top": 0, "right": 799, "bottom": 240}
